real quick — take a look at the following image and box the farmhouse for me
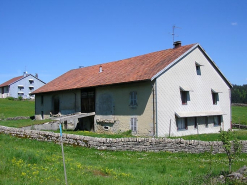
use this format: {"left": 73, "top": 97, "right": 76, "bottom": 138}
{"left": 32, "top": 42, "right": 232, "bottom": 137}
{"left": 0, "top": 72, "right": 46, "bottom": 99}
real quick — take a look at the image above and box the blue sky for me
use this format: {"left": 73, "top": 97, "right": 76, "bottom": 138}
{"left": 0, "top": 0, "right": 246, "bottom": 85}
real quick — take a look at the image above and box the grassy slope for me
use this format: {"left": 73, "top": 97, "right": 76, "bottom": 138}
{"left": 232, "top": 106, "right": 247, "bottom": 125}
{"left": 0, "top": 99, "right": 35, "bottom": 118}
{"left": 1, "top": 133, "right": 247, "bottom": 185}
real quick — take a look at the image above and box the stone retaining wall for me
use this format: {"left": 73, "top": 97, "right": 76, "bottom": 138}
{"left": 232, "top": 103, "right": 247, "bottom": 107}
{"left": 1, "top": 126, "right": 247, "bottom": 153}
{"left": 232, "top": 124, "right": 247, "bottom": 129}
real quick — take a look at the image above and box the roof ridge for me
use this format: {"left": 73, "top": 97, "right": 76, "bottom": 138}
{"left": 75, "top": 44, "right": 196, "bottom": 70}
{"left": 32, "top": 43, "right": 197, "bottom": 94}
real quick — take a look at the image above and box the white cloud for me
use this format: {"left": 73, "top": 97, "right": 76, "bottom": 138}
{"left": 231, "top": 22, "right": 238, "bottom": 26}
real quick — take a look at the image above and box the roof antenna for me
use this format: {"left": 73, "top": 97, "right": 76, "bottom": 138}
{"left": 171, "top": 25, "right": 181, "bottom": 45}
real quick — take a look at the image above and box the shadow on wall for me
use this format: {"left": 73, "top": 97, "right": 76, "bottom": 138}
{"left": 96, "top": 87, "right": 152, "bottom": 116}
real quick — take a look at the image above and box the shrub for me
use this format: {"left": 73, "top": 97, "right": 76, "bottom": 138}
{"left": 7, "top": 97, "right": 14, "bottom": 101}
{"left": 219, "top": 129, "right": 242, "bottom": 173}
{"left": 18, "top": 96, "right": 23, "bottom": 101}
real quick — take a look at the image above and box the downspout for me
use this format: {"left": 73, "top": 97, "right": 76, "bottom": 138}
{"left": 152, "top": 83, "right": 155, "bottom": 136}
{"left": 155, "top": 80, "right": 158, "bottom": 137}
{"left": 229, "top": 88, "right": 232, "bottom": 131}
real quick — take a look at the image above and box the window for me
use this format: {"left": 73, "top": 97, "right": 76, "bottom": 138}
{"left": 212, "top": 92, "right": 218, "bottom": 105}
{"left": 176, "top": 117, "right": 188, "bottom": 130}
{"left": 205, "top": 117, "right": 208, "bottom": 128}
{"left": 29, "top": 79, "right": 34, "bottom": 84}
{"left": 194, "top": 117, "right": 197, "bottom": 129}
{"left": 181, "top": 91, "right": 188, "bottom": 105}
{"left": 130, "top": 117, "right": 137, "bottom": 132}
{"left": 195, "top": 62, "right": 202, "bottom": 75}
{"left": 213, "top": 115, "right": 221, "bottom": 126}
{"left": 130, "top": 91, "right": 137, "bottom": 107}
{"left": 18, "top": 85, "right": 24, "bottom": 91}
{"left": 196, "top": 65, "right": 201, "bottom": 75}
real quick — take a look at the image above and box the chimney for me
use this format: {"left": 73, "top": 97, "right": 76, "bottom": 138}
{"left": 173, "top": 41, "right": 181, "bottom": 49}
{"left": 35, "top": 73, "right": 38, "bottom": 78}
{"left": 23, "top": 71, "right": 27, "bottom": 77}
{"left": 99, "top": 65, "right": 102, "bottom": 73}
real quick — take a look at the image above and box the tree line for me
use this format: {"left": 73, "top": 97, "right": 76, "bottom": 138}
{"left": 231, "top": 84, "right": 247, "bottom": 103}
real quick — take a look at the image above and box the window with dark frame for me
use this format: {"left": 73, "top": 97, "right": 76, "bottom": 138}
{"left": 213, "top": 115, "right": 222, "bottom": 126}
{"left": 176, "top": 117, "right": 188, "bottom": 130}
{"left": 212, "top": 92, "right": 218, "bottom": 105}
{"left": 181, "top": 91, "right": 188, "bottom": 105}
{"left": 196, "top": 65, "right": 201, "bottom": 75}
{"left": 130, "top": 91, "right": 138, "bottom": 107}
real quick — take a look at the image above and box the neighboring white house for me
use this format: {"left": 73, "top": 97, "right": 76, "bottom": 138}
{"left": 0, "top": 72, "right": 46, "bottom": 99}
{"left": 32, "top": 42, "right": 232, "bottom": 137}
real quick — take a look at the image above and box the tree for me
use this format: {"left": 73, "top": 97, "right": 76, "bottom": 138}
{"left": 219, "top": 129, "right": 242, "bottom": 173}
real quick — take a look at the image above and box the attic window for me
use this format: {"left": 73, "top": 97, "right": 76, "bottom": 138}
{"left": 195, "top": 62, "right": 203, "bottom": 75}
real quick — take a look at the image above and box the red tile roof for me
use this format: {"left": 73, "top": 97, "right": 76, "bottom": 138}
{"left": 33, "top": 44, "right": 196, "bottom": 94}
{"left": 0, "top": 76, "right": 23, "bottom": 87}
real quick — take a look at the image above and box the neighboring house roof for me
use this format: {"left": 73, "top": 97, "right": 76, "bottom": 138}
{"left": 0, "top": 76, "right": 23, "bottom": 87}
{"left": 32, "top": 43, "right": 231, "bottom": 94}
{"left": 0, "top": 74, "right": 46, "bottom": 88}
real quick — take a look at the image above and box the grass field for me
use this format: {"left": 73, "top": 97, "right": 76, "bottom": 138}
{"left": 1, "top": 99, "right": 247, "bottom": 184}
{"left": 0, "top": 98, "right": 35, "bottom": 118}
{"left": 0, "top": 133, "right": 246, "bottom": 185}
{"left": 232, "top": 106, "right": 247, "bottom": 125}
{"left": 171, "top": 130, "right": 247, "bottom": 141}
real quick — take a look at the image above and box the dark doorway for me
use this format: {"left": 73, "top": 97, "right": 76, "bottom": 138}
{"left": 81, "top": 88, "right": 95, "bottom": 113}
{"left": 75, "top": 116, "right": 94, "bottom": 131}
{"left": 53, "top": 96, "right": 60, "bottom": 114}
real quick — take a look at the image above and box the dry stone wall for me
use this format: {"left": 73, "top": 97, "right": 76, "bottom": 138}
{"left": 0, "top": 125, "right": 247, "bottom": 153}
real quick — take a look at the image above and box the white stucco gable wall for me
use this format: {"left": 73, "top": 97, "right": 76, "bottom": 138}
{"left": 155, "top": 46, "right": 231, "bottom": 137}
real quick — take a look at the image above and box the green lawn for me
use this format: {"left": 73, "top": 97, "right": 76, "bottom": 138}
{"left": 0, "top": 133, "right": 246, "bottom": 185}
{"left": 171, "top": 130, "right": 247, "bottom": 141}
{"left": 0, "top": 98, "right": 35, "bottom": 118}
{"left": 232, "top": 106, "right": 247, "bottom": 125}
{"left": 0, "top": 119, "right": 51, "bottom": 128}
